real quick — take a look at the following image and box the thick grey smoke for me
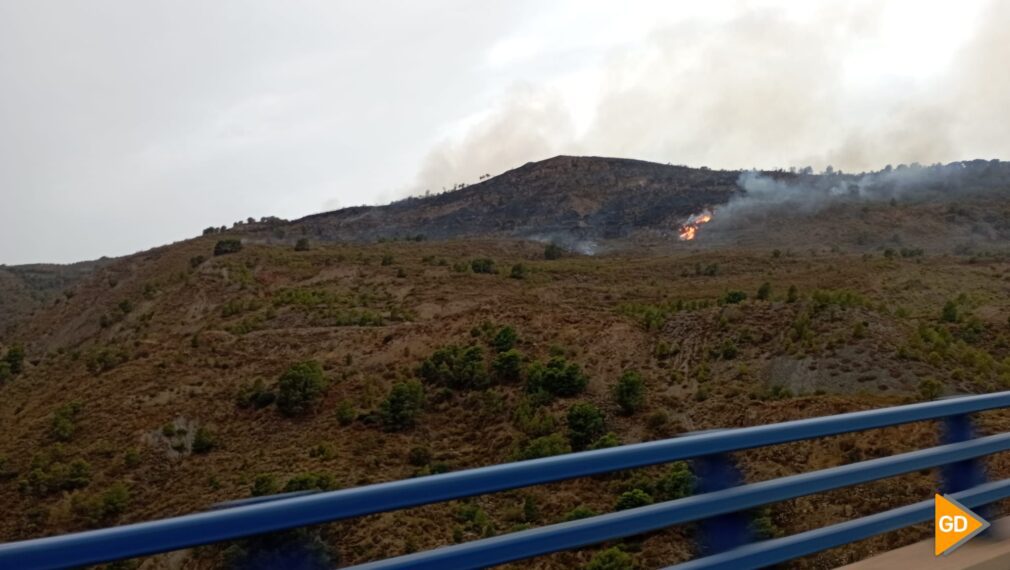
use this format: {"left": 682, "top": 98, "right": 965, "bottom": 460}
{"left": 414, "top": 1, "right": 1010, "bottom": 193}
{"left": 712, "top": 160, "right": 1010, "bottom": 226}
{"left": 413, "top": 86, "right": 576, "bottom": 194}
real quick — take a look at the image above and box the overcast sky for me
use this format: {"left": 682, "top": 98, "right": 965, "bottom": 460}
{"left": 2, "top": 0, "right": 1007, "bottom": 265}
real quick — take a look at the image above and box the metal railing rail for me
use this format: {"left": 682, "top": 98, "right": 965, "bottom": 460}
{"left": 665, "top": 479, "right": 1010, "bottom": 570}
{"left": 348, "top": 433, "right": 1010, "bottom": 569}
{"left": 2, "top": 391, "right": 1010, "bottom": 569}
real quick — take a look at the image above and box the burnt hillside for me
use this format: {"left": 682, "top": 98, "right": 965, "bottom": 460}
{"left": 275, "top": 156, "right": 742, "bottom": 243}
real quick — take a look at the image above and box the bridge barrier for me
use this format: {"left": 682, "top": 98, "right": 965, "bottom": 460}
{"left": 3, "top": 392, "right": 1010, "bottom": 569}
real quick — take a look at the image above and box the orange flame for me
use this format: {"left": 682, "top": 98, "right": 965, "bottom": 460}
{"left": 678, "top": 210, "right": 713, "bottom": 241}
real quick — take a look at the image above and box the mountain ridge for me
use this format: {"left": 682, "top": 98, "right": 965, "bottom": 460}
{"left": 273, "top": 155, "right": 743, "bottom": 244}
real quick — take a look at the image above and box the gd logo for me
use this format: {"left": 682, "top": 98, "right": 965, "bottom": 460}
{"left": 938, "top": 514, "right": 969, "bottom": 533}
{"left": 935, "top": 494, "right": 989, "bottom": 556}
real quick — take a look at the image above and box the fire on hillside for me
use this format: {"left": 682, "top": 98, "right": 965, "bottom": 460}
{"left": 678, "top": 210, "right": 713, "bottom": 241}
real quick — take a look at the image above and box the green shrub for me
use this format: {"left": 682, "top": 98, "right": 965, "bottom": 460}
{"left": 294, "top": 238, "right": 311, "bottom": 251}
{"left": 418, "top": 345, "right": 487, "bottom": 390}
{"left": 564, "top": 505, "right": 599, "bottom": 521}
{"left": 714, "top": 339, "right": 739, "bottom": 360}
{"left": 941, "top": 300, "right": 959, "bottom": 323}
{"left": 308, "top": 443, "right": 336, "bottom": 461}
{"left": 526, "top": 356, "right": 588, "bottom": 397}
{"left": 763, "top": 384, "right": 793, "bottom": 400}
{"left": 544, "top": 243, "right": 564, "bottom": 260}
{"left": 381, "top": 254, "right": 395, "bottom": 266}
{"left": 189, "top": 255, "right": 206, "bottom": 268}
{"left": 750, "top": 506, "right": 784, "bottom": 540}
{"left": 213, "top": 239, "right": 243, "bottom": 256}
{"left": 613, "top": 370, "right": 646, "bottom": 416}
{"left": 585, "top": 547, "right": 634, "bottom": 570}
{"left": 646, "top": 411, "right": 669, "bottom": 432}
{"left": 335, "top": 400, "right": 356, "bottom": 426}
{"left": 4, "top": 343, "right": 25, "bottom": 375}
{"left": 123, "top": 449, "right": 141, "bottom": 469}
{"left": 19, "top": 449, "right": 91, "bottom": 497}
{"left": 491, "top": 326, "right": 518, "bottom": 353}
{"left": 192, "top": 427, "right": 218, "bottom": 454}
{"left": 510, "top": 263, "right": 527, "bottom": 279}
{"left": 71, "top": 482, "right": 130, "bottom": 527}
{"left": 380, "top": 380, "right": 424, "bottom": 431}
{"left": 50, "top": 401, "right": 83, "bottom": 442}
{"left": 456, "top": 502, "right": 495, "bottom": 537}
{"left": 276, "top": 361, "right": 328, "bottom": 417}
{"left": 492, "top": 349, "right": 524, "bottom": 382}
{"left": 515, "top": 433, "right": 571, "bottom": 460}
{"left": 0, "top": 362, "right": 10, "bottom": 384}
{"left": 284, "top": 472, "right": 336, "bottom": 492}
{"left": 723, "top": 291, "right": 747, "bottom": 304}
{"left": 810, "top": 289, "right": 865, "bottom": 311}
{"left": 615, "top": 488, "right": 653, "bottom": 511}
{"left": 756, "top": 282, "right": 772, "bottom": 301}
{"left": 655, "top": 462, "right": 694, "bottom": 501}
{"left": 408, "top": 446, "right": 432, "bottom": 466}
{"left": 251, "top": 474, "right": 280, "bottom": 497}
{"left": 470, "top": 258, "right": 497, "bottom": 274}
{"left": 590, "top": 432, "right": 620, "bottom": 449}
{"left": 84, "top": 346, "right": 129, "bottom": 375}
{"left": 567, "top": 403, "right": 606, "bottom": 451}
{"left": 512, "top": 399, "right": 557, "bottom": 437}
{"left": 918, "top": 377, "right": 944, "bottom": 400}
{"left": 236, "top": 379, "right": 276, "bottom": 409}
{"left": 787, "top": 285, "right": 799, "bottom": 303}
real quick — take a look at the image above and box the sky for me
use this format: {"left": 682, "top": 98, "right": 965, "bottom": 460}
{"left": 1, "top": 0, "right": 1007, "bottom": 265}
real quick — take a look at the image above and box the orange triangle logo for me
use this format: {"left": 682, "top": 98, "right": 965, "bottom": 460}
{"left": 935, "top": 494, "right": 989, "bottom": 556}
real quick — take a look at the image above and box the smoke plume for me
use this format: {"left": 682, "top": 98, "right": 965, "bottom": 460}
{"left": 711, "top": 160, "right": 1010, "bottom": 228}
{"left": 413, "top": 1, "right": 1010, "bottom": 193}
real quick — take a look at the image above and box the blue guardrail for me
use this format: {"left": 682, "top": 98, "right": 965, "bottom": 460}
{"left": 4, "top": 391, "right": 1010, "bottom": 569}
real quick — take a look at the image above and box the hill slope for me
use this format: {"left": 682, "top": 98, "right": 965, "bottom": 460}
{"left": 260, "top": 156, "right": 742, "bottom": 245}
{"left": 3, "top": 233, "right": 1010, "bottom": 568}
{"left": 0, "top": 261, "right": 106, "bottom": 336}
{"left": 4, "top": 156, "right": 1010, "bottom": 568}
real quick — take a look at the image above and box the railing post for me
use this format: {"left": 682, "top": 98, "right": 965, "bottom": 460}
{"left": 693, "top": 451, "right": 753, "bottom": 554}
{"left": 940, "top": 411, "right": 990, "bottom": 528}
{"left": 940, "top": 412, "right": 987, "bottom": 493}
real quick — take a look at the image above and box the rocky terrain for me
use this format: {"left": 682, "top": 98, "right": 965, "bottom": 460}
{"left": 3, "top": 156, "right": 1010, "bottom": 569}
